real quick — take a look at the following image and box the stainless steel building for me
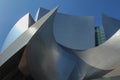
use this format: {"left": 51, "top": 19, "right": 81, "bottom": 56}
{"left": 0, "top": 6, "right": 120, "bottom": 80}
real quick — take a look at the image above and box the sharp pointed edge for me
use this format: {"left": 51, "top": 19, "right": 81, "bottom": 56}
{"left": 0, "top": 13, "right": 35, "bottom": 53}
{"left": 35, "top": 8, "right": 41, "bottom": 21}
{"left": 28, "top": 13, "right": 35, "bottom": 27}
{"left": 35, "top": 5, "right": 59, "bottom": 21}
{"left": 0, "top": 6, "right": 58, "bottom": 66}
{"left": 102, "top": 14, "right": 120, "bottom": 40}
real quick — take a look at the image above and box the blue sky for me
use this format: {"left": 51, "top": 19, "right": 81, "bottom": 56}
{"left": 0, "top": 0, "right": 120, "bottom": 51}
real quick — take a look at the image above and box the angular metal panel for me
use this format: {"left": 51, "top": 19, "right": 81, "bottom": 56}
{"left": 54, "top": 13, "right": 95, "bottom": 50}
{"left": 27, "top": 9, "right": 120, "bottom": 80}
{"left": 1, "top": 13, "right": 35, "bottom": 53}
{"left": 35, "top": 8, "right": 49, "bottom": 21}
{"left": 64, "top": 15, "right": 120, "bottom": 74}
{"left": 35, "top": 8, "right": 95, "bottom": 50}
{"left": 27, "top": 7, "right": 80, "bottom": 80}
{"left": 102, "top": 14, "right": 120, "bottom": 40}
{"left": 0, "top": 6, "right": 58, "bottom": 66}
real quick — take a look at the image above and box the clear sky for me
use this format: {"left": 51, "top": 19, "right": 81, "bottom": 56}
{"left": 0, "top": 0, "right": 120, "bottom": 51}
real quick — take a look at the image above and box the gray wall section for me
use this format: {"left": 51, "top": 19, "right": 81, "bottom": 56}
{"left": 35, "top": 8, "right": 95, "bottom": 50}
{"left": 54, "top": 13, "right": 94, "bottom": 50}
{"left": 102, "top": 14, "right": 120, "bottom": 40}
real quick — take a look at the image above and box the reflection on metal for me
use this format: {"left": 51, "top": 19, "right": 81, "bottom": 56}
{"left": 1, "top": 13, "right": 35, "bottom": 53}
{"left": 1, "top": 6, "right": 120, "bottom": 80}
{"left": 74, "top": 29, "right": 120, "bottom": 70}
{"left": 26, "top": 8, "right": 120, "bottom": 80}
{"left": 35, "top": 8, "right": 49, "bottom": 21}
{"left": 35, "top": 8, "right": 95, "bottom": 50}
{"left": 71, "top": 14, "right": 120, "bottom": 71}
{"left": 0, "top": 6, "right": 58, "bottom": 66}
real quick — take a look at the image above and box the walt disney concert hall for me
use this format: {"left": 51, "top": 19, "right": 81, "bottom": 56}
{"left": 1, "top": 6, "right": 120, "bottom": 80}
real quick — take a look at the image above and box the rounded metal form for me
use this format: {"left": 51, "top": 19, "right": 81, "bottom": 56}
{"left": 27, "top": 8, "right": 120, "bottom": 80}
{"left": 35, "top": 7, "right": 95, "bottom": 50}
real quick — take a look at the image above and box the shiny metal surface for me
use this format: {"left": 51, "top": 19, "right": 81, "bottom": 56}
{"left": 27, "top": 8, "right": 79, "bottom": 80}
{"left": 1, "top": 13, "right": 35, "bottom": 53}
{"left": 0, "top": 6, "right": 58, "bottom": 66}
{"left": 0, "top": 6, "right": 120, "bottom": 80}
{"left": 35, "top": 8, "right": 49, "bottom": 21}
{"left": 72, "top": 15, "right": 120, "bottom": 71}
{"left": 35, "top": 8, "right": 95, "bottom": 50}
{"left": 70, "top": 15, "right": 120, "bottom": 79}
{"left": 27, "top": 11, "right": 120, "bottom": 80}
{"left": 74, "top": 29, "right": 120, "bottom": 69}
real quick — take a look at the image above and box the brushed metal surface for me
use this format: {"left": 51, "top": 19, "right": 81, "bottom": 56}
{"left": 1, "top": 13, "right": 35, "bottom": 53}
{"left": 27, "top": 12, "right": 120, "bottom": 80}
{"left": 35, "top": 8, "right": 95, "bottom": 50}
{"left": 0, "top": 6, "right": 58, "bottom": 66}
{"left": 72, "top": 15, "right": 120, "bottom": 71}
{"left": 1, "top": 6, "right": 120, "bottom": 80}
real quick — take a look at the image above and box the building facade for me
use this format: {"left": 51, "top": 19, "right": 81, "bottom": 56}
{"left": 0, "top": 6, "right": 120, "bottom": 80}
{"left": 95, "top": 26, "right": 106, "bottom": 46}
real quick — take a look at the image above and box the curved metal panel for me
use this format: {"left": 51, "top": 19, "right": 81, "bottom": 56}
{"left": 1, "top": 13, "right": 35, "bottom": 53}
{"left": 0, "top": 6, "right": 58, "bottom": 66}
{"left": 34, "top": 8, "right": 95, "bottom": 50}
{"left": 54, "top": 13, "right": 95, "bottom": 50}
{"left": 26, "top": 10, "right": 120, "bottom": 80}
{"left": 1, "top": 7, "right": 120, "bottom": 80}
{"left": 61, "top": 14, "right": 120, "bottom": 79}
{"left": 27, "top": 9, "right": 81, "bottom": 80}
{"left": 71, "top": 16, "right": 120, "bottom": 71}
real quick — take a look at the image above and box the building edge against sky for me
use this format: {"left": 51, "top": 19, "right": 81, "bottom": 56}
{"left": 1, "top": 7, "right": 116, "bottom": 52}
{"left": 1, "top": 6, "right": 120, "bottom": 80}
{"left": 0, "top": 13, "right": 35, "bottom": 53}
{"left": 27, "top": 7, "right": 120, "bottom": 80}
{"left": 35, "top": 7, "right": 95, "bottom": 50}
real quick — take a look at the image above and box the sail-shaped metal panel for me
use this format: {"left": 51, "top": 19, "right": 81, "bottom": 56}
{"left": 68, "top": 15, "right": 120, "bottom": 79}
{"left": 0, "top": 6, "right": 58, "bottom": 67}
{"left": 1, "top": 13, "right": 35, "bottom": 53}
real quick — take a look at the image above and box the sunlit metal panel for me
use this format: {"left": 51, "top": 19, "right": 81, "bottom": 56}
{"left": 69, "top": 15, "right": 120, "bottom": 79}
{"left": 1, "top": 13, "right": 35, "bottom": 53}
{"left": 0, "top": 6, "right": 58, "bottom": 67}
{"left": 27, "top": 13, "right": 120, "bottom": 80}
{"left": 35, "top": 8, "right": 95, "bottom": 50}
{"left": 27, "top": 8, "right": 78, "bottom": 80}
